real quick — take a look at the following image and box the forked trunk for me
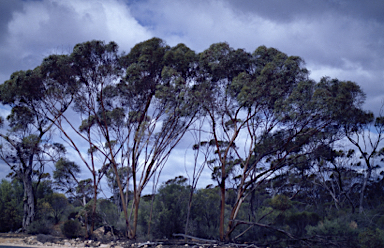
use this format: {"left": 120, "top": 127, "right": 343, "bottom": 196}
{"left": 225, "top": 188, "right": 245, "bottom": 241}
{"left": 111, "top": 163, "right": 132, "bottom": 238}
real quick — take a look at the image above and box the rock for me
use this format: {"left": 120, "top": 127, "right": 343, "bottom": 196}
{"left": 37, "top": 234, "right": 57, "bottom": 244}
{"left": 93, "top": 227, "right": 105, "bottom": 241}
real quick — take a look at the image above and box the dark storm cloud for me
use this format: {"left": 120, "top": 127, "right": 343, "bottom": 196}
{"left": 0, "top": 0, "right": 23, "bottom": 42}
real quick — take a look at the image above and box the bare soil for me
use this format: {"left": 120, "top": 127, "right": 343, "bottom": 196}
{"left": 0, "top": 233, "right": 259, "bottom": 248}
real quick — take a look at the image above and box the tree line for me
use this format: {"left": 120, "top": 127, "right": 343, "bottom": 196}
{"left": 0, "top": 38, "right": 383, "bottom": 247}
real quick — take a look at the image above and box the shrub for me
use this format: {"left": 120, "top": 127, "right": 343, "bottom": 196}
{"left": 306, "top": 218, "right": 359, "bottom": 248}
{"left": 27, "top": 219, "right": 53, "bottom": 235}
{"left": 284, "top": 211, "right": 320, "bottom": 236}
{"left": 61, "top": 219, "right": 82, "bottom": 238}
{"left": 270, "top": 194, "right": 292, "bottom": 211}
{"left": 358, "top": 228, "right": 384, "bottom": 248}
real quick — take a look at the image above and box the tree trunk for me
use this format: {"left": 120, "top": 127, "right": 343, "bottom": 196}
{"left": 90, "top": 177, "right": 98, "bottom": 235}
{"left": 22, "top": 171, "right": 35, "bottom": 231}
{"left": 111, "top": 163, "right": 132, "bottom": 238}
{"left": 184, "top": 190, "right": 193, "bottom": 237}
{"left": 82, "top": 195, "right": 90, "bottom": 238}
{"left": 132, "top": 192, "right": 141, "bottom": 239}
{"left": 219, "top": 181, "right": 225, "bottom": 241}
{"left": 359, "top": 167, "right": 372, "bottom": 214}
{"left": 147, "top": 194, "right": 155, "bottom": 237}
{"left": 225, "top": 188, "right": 245, "bottom": 241}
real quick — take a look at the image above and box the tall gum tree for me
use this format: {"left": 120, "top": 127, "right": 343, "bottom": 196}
{"left": 115, "top": 38, "right": 199, "bottom": 238}
{"left": 196, "top": 42, "right": 252, "bottom": 241}
{"left": 43, "top": 40, "right": 122, "bottom": 236}
{"left": 45, "top": 38, "right": 199, "bottom": 238}
{"left": 195, "top": 44, "right": 368, "bottom": 241}
{"left": 0, "top": 54, "right": 76, "bottom": 231}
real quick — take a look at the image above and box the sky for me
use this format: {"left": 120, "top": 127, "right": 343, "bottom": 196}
{"left": 0, "top": 0, "right": 383, "bottom": 194}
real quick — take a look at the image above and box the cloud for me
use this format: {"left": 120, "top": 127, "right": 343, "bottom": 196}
{"left": 0, "top": 0, "right": 152, "bottom": 83}
{"left": 0, "top": 0, "right": 23, "bottom": 43}
{"left": 128, "top": 0, "right": 384, "bottom": 113}
{"left": 223, "top": 0, "right": 384, "bottom": 24}
{"left": 128, "top": 0, "right": 384, "bottom": 71}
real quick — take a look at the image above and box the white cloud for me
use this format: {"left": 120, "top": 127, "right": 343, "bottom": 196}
{"left": 0, "top": 0, "right": 152, "bottom": 84}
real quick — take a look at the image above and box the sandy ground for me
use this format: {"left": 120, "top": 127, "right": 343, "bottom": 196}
{"left": 0, "top": 233, "right": 45, "bottom": 247}
{"left": 0, "top": 233, "right": 255, "bottom": 248}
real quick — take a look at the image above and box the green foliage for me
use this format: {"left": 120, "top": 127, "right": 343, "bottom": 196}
{"left": 97, "top": 199, "right": 119, "bottom": 227}
{"left": 283, "top": 211, "right": 321, "bottom": 237}
{"left": 36, "top": 201, "right": 53, "bottom": 221}
{"left": 190, "top": 187, "right": 221, "bottom": 239}
{"left": 34, "top": 180, "right": 54, "bottom": 202}
{"left": 269, "top": 194, "right": 292, "bottom": 211}
{"left": 152, "top": 176, "right": 189, "bottom": 238}
{"left": 50, "top": 193, "right": 69, "bottom": 224}
{"left": 61, "top": 219, "right": 83, "bottom": 238}
{"left": 358, "top": 228, "right": 384, "bottom": 248}
{"left": 0, "top": 179, "right": 23, "bottom": 232}
{"left": 27, "top": 218, "right": 53, "bottom": 235}
{"left": 53, "top": 158, "right": 81, "bottom": 196}
{"left": 0, "top": 38, "right": 381, "bottom": 243}
{"left": 306, "top": 217, "right": 359, "bottom": 247}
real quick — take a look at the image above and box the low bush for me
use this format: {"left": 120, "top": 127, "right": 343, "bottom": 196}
{"left": 306, "top": 217, "right": 359, "bottom": 248}
{"left": 27, "top": 219, "right": 53, "bottom": 235}
{"left": 358, "top": 228, "right": 384, "bottom": 248}
{"left": 61, "top": 219, "right": 82, "bottom": 238}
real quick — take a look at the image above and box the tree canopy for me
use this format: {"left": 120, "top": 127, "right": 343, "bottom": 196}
{"left": 0, "top": 38, "right": 382, "bottom": 246}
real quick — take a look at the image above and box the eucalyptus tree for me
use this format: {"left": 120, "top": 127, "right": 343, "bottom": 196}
{"left": 45, "top": 38, "right": 198, "bottom": 238}
{"left": 0, "top": 54, "right": 76, "bottom": 231}
{"left": 43, "top": 40, "right": 122, "bottom": 235}
{"left": 53, "top": 158, "right": 94, "bottom": 208}
{"left": 194, "top": 42, "right": 252, "bottom": 240}
{"left": 195, "top": 43, "right": 367, "bottom": 241}
{"left": 114, "top": 38, "right": 199, "bottom": 238}
{"left": 307, "top": 146, "right": 360, "bottom": 213}
{"left": 341, "top": 107, "right": 384, "bottom": 213}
